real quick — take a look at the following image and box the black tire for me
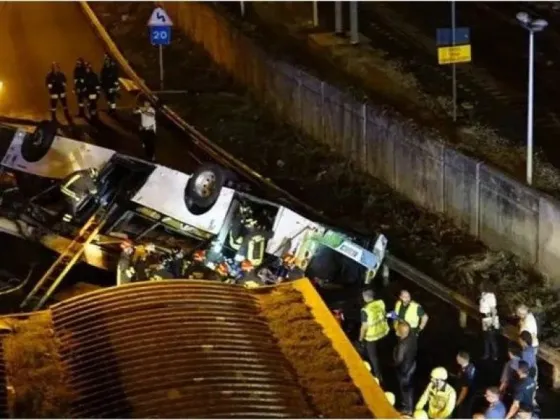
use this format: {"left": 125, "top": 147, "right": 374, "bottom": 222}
{"left": 184, "top": 164, "right": 225, "bottom": 215}
{"left": 21, "top": 120, "right": 57, "bottom": 163}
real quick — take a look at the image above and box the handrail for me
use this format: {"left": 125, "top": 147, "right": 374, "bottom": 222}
{"left": 80, "top": 1, "right": 560, "bottom": 388}
{"left": 386, "top": 255, "right": 560, "bottom": 388}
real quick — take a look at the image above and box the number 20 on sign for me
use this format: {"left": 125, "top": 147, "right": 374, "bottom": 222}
{"left": 150, "top": 26, "right": 171, "bottom": 46}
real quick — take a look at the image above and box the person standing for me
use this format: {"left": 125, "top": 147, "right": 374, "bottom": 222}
{"left": 359, "top": 288, "right": 390, "bottom": 384}
{"left": 100, "top": 54, "right": 120, "bottom": 115}
{"left": 391, "top": 289, "right": 429, "bottom": 335}
{"left": 83, "top": 62, "right": 101, "bottom": 121}
{"left": 45, "top": 62, "right": 70, "bottom": 121}
{"left": 483, "top": 387, "right": 507, "bottom": 419}
{"left": 455, "top": 350, "right": 477, "bottom": 418}
{"left": 134, "top": 99, "right": 157, "bottom": 161}
{"left": 499, "top": 342, "right": 522, "bottom": 395}
{"left": 517, "top": 304, "right": 539, "bottom": 354}
{"left": 73, "top": 58, "right": 87, "bottom": 118}
{"left": 506, "top": 361, "right": 537, "bottom": 419}
{"left": 520, "top": 331, "right": 538, "bottom": 383}
{"left": 393, "top": 321, "right": 417, "bottom": 416}
{"left": 479, "top": 281, "right": 500, "bottom": 361}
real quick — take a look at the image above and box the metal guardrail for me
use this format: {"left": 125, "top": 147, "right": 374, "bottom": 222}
{"left": 387, "top": 255, "right": 560, "bottom": 389}
{"left": 80, "top": 1, "right": 560, "bottom": 390}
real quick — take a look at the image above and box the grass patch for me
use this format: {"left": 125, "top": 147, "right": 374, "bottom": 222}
{"left": 258, "top": 288, "right": 371, "bottom": 418}
{"left": 3, "top": 313, "right": 74, "bottom": 418}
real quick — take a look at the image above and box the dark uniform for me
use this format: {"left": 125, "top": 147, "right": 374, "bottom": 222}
{"left": 456, "top": 362, "right": 476, "bottom": 418}
{"left": 513, "top": 376, "right": 537, "bottom": 413}
{"left": 83, "top": 63, "right": 101, "bottom": 120}
{"left": 100, "top": 55, "right": 119, "bottom": 114}
{"left": 394, "top": 331, "right": 418, "bottom": 414}
{"left": 73, "top": 58, "right": 87, "bottom": 117}
{"left": 45, "top": 63, "right": 70, "bottom": 121}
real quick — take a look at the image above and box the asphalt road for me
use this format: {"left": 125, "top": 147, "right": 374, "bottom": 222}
{"left": 0, "top": 1, "right": 202, "bottom": 173}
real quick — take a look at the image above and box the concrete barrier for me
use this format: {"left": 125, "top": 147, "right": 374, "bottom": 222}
{"left": 163, "top": 1, "right": 560, "bottom": 285}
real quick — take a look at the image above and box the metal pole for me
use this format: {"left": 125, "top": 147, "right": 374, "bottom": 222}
{"left": 349, "top": 1, "right": 359, "bottom": 45}
{"left": 527, "top": 30, "right": 535, "bottom": 185}
{"left": 335, "top": 1, "right": 343, "bottom": 35}
{"left": 159, "top": 44, "right": 164, "bottom": 91}
{"left": 240, "top": 1, "right": 245, "bottom": 17}
{"left": 451, "top": 0, "right": 457, "bottom": 122}
{"left": 312, "top": 1, "right": 319, "bottom": 27}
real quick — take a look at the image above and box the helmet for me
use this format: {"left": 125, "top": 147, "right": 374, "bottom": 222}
{"left": 216, "top": 262, "right": 229, "bottom": 277}
{"left": 283, "top": 253, "right": 296, "bottom": 265}
{"left": 120, "top": 240, "right": 133, "bottom": 251}
{"left": 384, "top": 392, "right": 395, "bottom": 406}
{"left": 431, "top": 366, "right": 448, "bottom": 381}
{"left": 363, "top": 361, "right": 371, "bottom": 372}
{"left": 193, "top": 250, "right": 206, "bottom": 262}
{"left": 240, "top": 260, "right": 253, "bottom": 272}
{"left": 413, "top": 410, "right": 429, "bottom": 419}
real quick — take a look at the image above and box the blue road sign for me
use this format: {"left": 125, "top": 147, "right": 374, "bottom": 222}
{"left": 436, "top": 27, "right": 470, "bottom": 46}
{"left": 150, "top": 26, "right": 171, "bottom": 46}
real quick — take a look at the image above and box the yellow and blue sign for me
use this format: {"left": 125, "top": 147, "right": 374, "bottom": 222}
{"left": 436, "top": 27, "right": 471, "bottom": 65}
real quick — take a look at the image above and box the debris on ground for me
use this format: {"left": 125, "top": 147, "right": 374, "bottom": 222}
{"left": 2, "top": 312, "right": 74, "bottom": 418}
{"left": 258, "top": 287, "right": 372, "bottom": 418}
{"left": 90, "top": 3, "right": 560, "bottom": 348}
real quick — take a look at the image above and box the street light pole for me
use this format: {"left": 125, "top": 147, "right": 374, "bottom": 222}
{"left": 527, "top": 30, "right": 534, "bottom": 185}
{"left": 516, "top": 12, "right": 547, "bottom": 186}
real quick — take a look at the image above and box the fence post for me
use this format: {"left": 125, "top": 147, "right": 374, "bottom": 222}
{"left": 296, "top": 69, "right": 303, "bottom": 127}
{"left": 475, "top": 162, "right": 481, "bottom": 238}
{"left": 361, "top": 103, "right": 367, "bottom": 172}
{"left": 320, "top": 81, "right": 325, "bottom": 143}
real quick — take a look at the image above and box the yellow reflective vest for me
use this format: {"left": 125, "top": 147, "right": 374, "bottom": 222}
{"left": 363, "top": 300, "right": 390, "bottom": 342}
{"left": 416, "top": 382, "right": 456, "bottom": 419}
{"left": 394, "top": 300, "right": 421, "bottom": 330}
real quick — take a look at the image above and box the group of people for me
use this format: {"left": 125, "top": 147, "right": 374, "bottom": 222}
{"left": 46, "top": 57, "right": 158, "bottom": 161}
{"left": 46, "top": 55, "right": 120, "bottom": 121}
{"left": 359, "top": 285, "right": 541, "bottom": 419}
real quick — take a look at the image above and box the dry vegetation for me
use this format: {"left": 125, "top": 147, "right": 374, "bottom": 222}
{"left": 90, "top": 3, "right": 560, "bottom": 347}
{"left": 258, "top": 287, "right": 372, "bottom": 418}
{"left": 2, "top": 313, "right": 74, "bottom": 418}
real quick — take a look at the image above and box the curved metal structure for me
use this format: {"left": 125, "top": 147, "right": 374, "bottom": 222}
{"left": 50, "top": 280, "right": 315, "bottom": 418}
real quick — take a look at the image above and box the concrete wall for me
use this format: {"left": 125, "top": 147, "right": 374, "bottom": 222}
{"left": 165, "top": 2, "right": 560, "bottom": 285}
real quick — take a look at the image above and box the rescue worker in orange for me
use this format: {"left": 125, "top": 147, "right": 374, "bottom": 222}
{"left": 392, "top": 289, "right": 429, "bottom": 335}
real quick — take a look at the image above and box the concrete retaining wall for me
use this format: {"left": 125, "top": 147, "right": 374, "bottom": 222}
{"left": 165, "top": 2, "right": 560, "bottom": 285}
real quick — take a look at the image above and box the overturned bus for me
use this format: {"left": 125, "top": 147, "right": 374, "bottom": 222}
{"left": 0, "top": 122, "right": 388, "bottom": 308}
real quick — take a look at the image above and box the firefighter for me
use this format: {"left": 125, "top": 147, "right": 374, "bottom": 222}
{"left": 46, "top": 62, "right": 70, "bottom": 121}
{"left": 134, "top": 99, "right": 157, "bottom": 161}
{"left": 359, "top": 289, "right": 390, "bottom": 384}
{"left": 100, "top": 54, "right": 119, "bottom": 115}
{"left": 59, "top": 168, "right": 98, "bottom": 222}
{"left": 415, "top": 367, "right": 456, "bottom": 419}
{"left": 277, "top": 253, "right": 304, "bottom": 282}
{"left": 73, "top": 58, "right": 87, "bottom": 118}
{"left": 168, "top": 246, "right": 185, "bottom": 278}
{"left": 84, "top": 62, "right": 101, "bottom": 121}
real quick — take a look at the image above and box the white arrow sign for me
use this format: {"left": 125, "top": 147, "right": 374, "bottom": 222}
{"left": 147, "top": 7, "right": 173, "bottom": 27}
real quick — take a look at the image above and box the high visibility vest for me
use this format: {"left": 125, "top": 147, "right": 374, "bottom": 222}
{"left": 246, "top": 235, "right": 265, "bottom": 266}
{"left": 363, "top": 300, "right": 389, "bottom": 342}
{"left": 426, "top": 383, "right": 456, "bottom": 419}
{"left": 229, "top": 231, "right": 243, "bottom": 251}
{"left": 394, "top": 300, "right": 421, "bottom": 330}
